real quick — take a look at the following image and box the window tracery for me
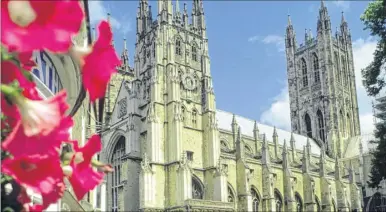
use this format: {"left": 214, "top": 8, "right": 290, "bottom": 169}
{"left": 192, "top": 177, "right": 204, "bottom": 199}
{"left": 111, "top": 136, "right": 125, "bottom": 212}
{"left": 192, "top": 109, "right": 197, "bottom": 127}
{"left": 295, "top": 193, "right": 303, "bottom": 212}
{"left": 341, "top": 56, "right": 347, "bottom": 85}
{"left": 228, "top": 186, "right": 235, "bottom": 203}
{"left": 192, "top": 45, "right": 197, "bottom": 61}
{"left": 301, "top": 58, "right": 308, "bottom": 87}
{"left": 334, "top": 52, "right": 341, "bottom": 84}
{"left": 305, "top": 113, "right": 312, "bottom": 138}
{"left": 340, "top": 110, "right": 346, "bottom": 137}
{"left": 313, "top": 53, "right": 320, "bottom": 83}
{"left": 251, "top": 188, "right": 260, "bottom": 212}
{"left": 317, "top": 110, "right": 325, "bottom": 142}
{"left": 176, "top": 39, "right": 182, "bottom": 56}
{"left": 274, "top": 190, "right": 283, "bottom": 212}
{"left": 221, "top": 140, "right": 229, "bottom": 152}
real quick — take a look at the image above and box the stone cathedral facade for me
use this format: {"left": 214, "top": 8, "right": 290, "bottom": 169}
{"left": 99, "top": 1, "right": 370, "bottom": 211}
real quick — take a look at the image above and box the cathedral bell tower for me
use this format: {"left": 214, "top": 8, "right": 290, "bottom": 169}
{"left": 285, "top": 0, "right": 360, "bottom": 158}
{"left": 122, "top": 0, "right": 220, "bottom": 210}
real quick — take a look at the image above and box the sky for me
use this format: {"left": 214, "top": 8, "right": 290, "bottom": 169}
{"left": 89, "top": 0, "right": 377, "bottom": 135}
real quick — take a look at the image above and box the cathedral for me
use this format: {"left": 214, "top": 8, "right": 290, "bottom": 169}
{"left": 99, "top": 0, "right": 374, "bottom": 211}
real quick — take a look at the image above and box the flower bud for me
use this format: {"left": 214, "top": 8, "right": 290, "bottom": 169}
{"left": 8, "top": 0, "right": 37, "bottom": 27}
{"left": 62, "top": 165, "right": 73, "bottom": 177}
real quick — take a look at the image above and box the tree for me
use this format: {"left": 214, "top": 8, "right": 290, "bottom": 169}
{"left": 361, "top": 0, "right": 386, "bottom": 188}
{"left": 360, "top": 0, "right": 386, "bottom": 96}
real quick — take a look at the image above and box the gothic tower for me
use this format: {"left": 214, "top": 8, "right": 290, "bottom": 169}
{"left": 115, "top": 0, "right": 220, "bottom": 210}
{"left": 285, "top": 1, "right": 361, "bottom": 158}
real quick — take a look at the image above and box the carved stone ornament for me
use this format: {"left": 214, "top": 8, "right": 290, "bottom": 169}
{"left": 179, "top": 151, "right": 191, "bottom": 170}
{"left": 141, "top": 153, "right": 153, "bottom": 173}
{"left": 215, "top": 157, "right": 227, "bottom": 176}
{"left": 181, "top": 73, "right": 197, "bottom": 91}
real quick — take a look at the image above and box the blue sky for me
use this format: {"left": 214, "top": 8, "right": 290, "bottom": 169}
{"left": 89, "top": 0, "right": 377, "bottom": 135}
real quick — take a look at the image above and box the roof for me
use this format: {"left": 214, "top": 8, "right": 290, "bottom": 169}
{"left": 343, "top": 134, "right": 376, "bottom": 158}
{"left": 216, "top": 109, "right": 322, "bottom": 155}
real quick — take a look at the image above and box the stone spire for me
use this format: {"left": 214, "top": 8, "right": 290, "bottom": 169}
{"left": 120, "top": 38, "right": 130, "bottom": 73}
{"left": 290, "top": 133, "right": 297, "bottom": 162}
{"left": 273, "top": 127, "right": 279, "bottom": 159}
{"left": 107, "top": 12, "right": 114, "bottom": 46}
{"left": 282, "top": 140, "right": 290, "bottom": 168}
{"left": 287, "top": 14, "right": 292, "bottom": 26}
{"left": 306, "top": 138, "right": 311, "bottom": 159}
{"left": 317, "top": 0, "right": 331, "bottom": 32}
{"left": 302, "top": 146, "right": 310, "bottom": 173}
{"left": 253, "top": 120, "right": 259, "bottom": 140}
{"left": 319, "top": 143, "right": 326, "bottom": 176}
{"left": 262, "top": 134, "right": 270, "bottom": 165}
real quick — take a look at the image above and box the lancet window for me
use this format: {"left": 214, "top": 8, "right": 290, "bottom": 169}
{"left": 341, "top": 56, "right": 347, "bottom": 85}
{"left": 111, "top": 136, "right": 125, "bottom": 212}
{"left": 274, "top": 190, "right": 283, "bottom": 212}
{"left": 317, "top": 110, "right": 325, "bottom": 142}
{"left": 305, "top": 113, "right": 312, "bottom": 138}
{"left": 301, "top": 58, "right": 308, "bottom": 87}
{"left": 192, "top": 45, "right": 198, "bottom": 61}
{"left": 176, "top": 39, "right": 182, "bottom": 56}
{"left": 295, "top": 193, "right": 303, "bottom": 212}
{"left": 192, "top": 109, "right": 197, "bottom": 127}
{"left": 192, "top": 177, "right": 204, "bottom": 199}
{"left": 251, "top": 188, "right": 260, "bottom": 212}
{"left": 313, "top": 53, "right": 320, "bottom": 83}
{"left": 334, "top": 52, "right": 341, "bottom": 84}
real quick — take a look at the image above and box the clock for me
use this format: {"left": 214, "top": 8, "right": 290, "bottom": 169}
{"left": 182, "top": 73, "right": 196, "bottom": 91}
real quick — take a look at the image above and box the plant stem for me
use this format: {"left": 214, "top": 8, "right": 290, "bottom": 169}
{"left": 0, "top": 84, "right": 20, "bottom": 100}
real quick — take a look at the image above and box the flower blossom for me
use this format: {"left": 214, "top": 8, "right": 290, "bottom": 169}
{"left": 71, "top": 20, "right": 121, "bottom": 102}
{"left": 68, "top": 135, "right": 105, "bottom": 200}
{"left": 2, "top": 155, "right": 65, "bottom": 210}
{"left": 1, "top": 0, "right": 84, "bottom": 53}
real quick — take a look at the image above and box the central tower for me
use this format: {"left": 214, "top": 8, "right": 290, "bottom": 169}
{"left": 285, "top": 1, "right": 361, "bottom": 157}
{"left": 125, "top": 0, "right": 221, "bottom": 210}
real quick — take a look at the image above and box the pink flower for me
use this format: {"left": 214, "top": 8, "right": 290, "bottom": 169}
{"left": 1, "top": 0, "right": 84, "bottom": 53}
{"left": 68, "top": 135, "right": 105, "bottom": 200}
{"left": 2, "top": 155, "right": 65, "bottom": 210}
{"left": 79, "top": 21, "right": 121, "bottom": 102}
{"left": 2, "top": 116, "right": 73, "bottom": 158}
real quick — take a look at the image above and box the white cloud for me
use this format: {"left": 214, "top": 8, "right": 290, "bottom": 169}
{"left": 332, "top": 0, "right": 350, "bottom": 11}
{"left": 88, "top": 1, "right": 131, "bottom": 34}
{"left": 260, "top": 86, "right": 291, "bottom": 131}
{"left": 248, "top": 35, "right": 285, "bottom": 52}
{"left": 259, "top": 37, "right": 377, "bottom": 135}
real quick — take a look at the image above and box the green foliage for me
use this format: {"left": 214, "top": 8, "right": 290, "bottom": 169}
{"left": 368, "top": 96, "right": 386, "bottom": 188}
{"left": 360, "top": 0, "right": 386, "bottom": 96}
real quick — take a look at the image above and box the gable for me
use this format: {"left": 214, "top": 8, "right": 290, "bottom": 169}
{"left": 109, "top": 80, "right": 130, "bottom": 125}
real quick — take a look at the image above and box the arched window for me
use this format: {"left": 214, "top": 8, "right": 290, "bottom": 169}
{"left": 228, "top": 186, "right": 235, "bottom": 203}
{"left": 181, "top": 106, "right": 186, "bottom": 124}
{"left": 192, "top": 176, "right": 204, "bottom": 199}
{"left": 346, "top": 113, "right": 351, "bottom": 137}
{"left": 305, "top": 113, "right": 312, "bottom": 138}
{"left": 176, "top": 39, "right": 182, "bottom": 56}
{"left": 315, "top": 196, "right": 321, "bottom": 212}
{"left": 340, "top": 110, "right": 346, "bottom": 137}
{"left": 192, "top": 109, "right": 197, "bottom": 127}
{"left": 111, "top": 136, "right": 125, "bottom": 212}
{"left": 245, "top": 145, "right": 253, "bottom": 155}
{"left": 341, "top": 56, "right": 347, "bottom": 84}
{"left": 221, "top": 140, "right": 229, "bottom": 152}
{"left": 295, "top": 193, "right": 303, "bottom": 212}
{"left": 274, "top": 190, "right": 283, "bottom": 212}
{"left": 192, "top": 45, "right": 197, "bottom": 61}
{"left": 301, "top": 58, "right": 308, "bottom": 87}
{"left": 251, "top": 188, "right": 260, "bottom": 212}
{"left": 334, "top": 52, "right": 341, "bottom": 84}
{"left": 317, "top": 110, "right": 325, "bottom": 142}
{"left": 313, "top": 53, "right": 320, "bottom": 83}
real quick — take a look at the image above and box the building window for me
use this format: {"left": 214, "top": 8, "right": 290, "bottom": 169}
{"left": 192, "top": 45, "right": 197, "bottom": 61}
{"left": 317, "top": 110, "right": 325, "bottom": 142}
{"left": 313, "top": 53, "right": 320, "bottom": 83}
{"left": 111, "top": 136, "right": 125, "bottom": 212}
{"left": 301, "top": 58, "right": 308, "bottom": 87}
{"left": 181, "top": 106, "right": 186, "bottom": 124}
{"left": 192, "top": 110, "right": 197, "bottom": 127}
{"left": 341, "top": 56, "right": 347, "bottom": 85}
{"left": 346, "top": 113, "right": 351, "bottom": 137}
{"left": 305, "top": 113, "right": 312, "bottom": 138}
{"left": 274, "top": 190, "right": 283, "bottom": 212}
{"left": 340, "top": 110, "right": 346, "bottom": 137}
{"left": 245, "top": 145, "right": 253, "bottom": 155}
{"left": 118, "top": 98, "right": 127, "bottom": 119}
{"left": 295, "top": 193, "right": 303, "bottom": 212}
{"left": 367, "top": 192, "right": 386, "bottom": 212}
{"left": 192, "top": 176, "right": 204, "bottom": 199}
{"left": 251, "top": 188, "right": 260, "bottom": 212}
{"left": 334, "top": 52, "right": 341, "bottom": 84}
{"left": 176, "top": 39, "right": 182, "bottom": 56}
{"left": 186, "top": 151, "right": 193, "bottom": 161}
{"left": 221, "top": 140, "right": 229, "bottom": 152}
{"left": 228, "top": 186, "right": 235, "bottom": 203}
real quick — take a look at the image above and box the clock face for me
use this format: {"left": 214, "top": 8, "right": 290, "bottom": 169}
{"left": 182, "top": 74, "right": 196, "bottom": 90}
